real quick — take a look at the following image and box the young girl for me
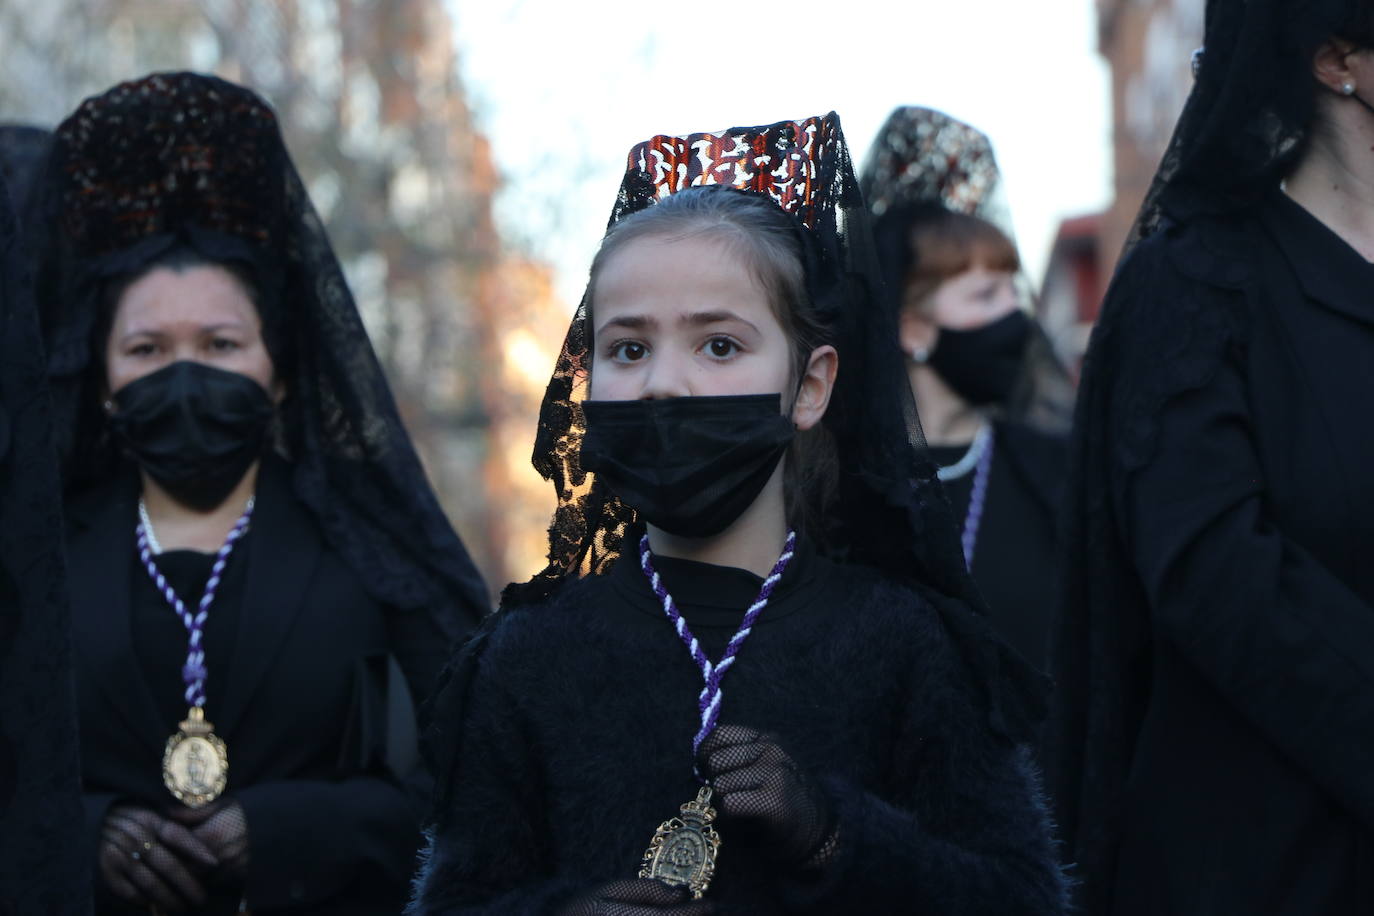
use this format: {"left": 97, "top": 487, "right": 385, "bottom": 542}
{"left": 411, "top": 114, "right": 1065, "bottom": 914}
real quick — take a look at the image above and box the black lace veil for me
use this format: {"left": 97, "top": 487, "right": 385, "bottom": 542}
{"left": 0, "top": 127, "right": 90, "bottom": 912}
{"left": 28, "top": 72, "right": 488, "bottom": 637}
{"left": 514, "top": 112, "right": 1046, "bottom": 739}
{"left": 1047, "top": 1, "right": 1374, "bottom": 907}
{"left": 859, "top": 106, "right": 1074, "bottom": 433}
{"left": 1129, "top": 0, "right": 1374, "bottom": 246}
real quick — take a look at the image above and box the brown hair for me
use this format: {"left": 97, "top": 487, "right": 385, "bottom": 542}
{"left": 903, "top": 209, "right": 1019, "bottom": 313}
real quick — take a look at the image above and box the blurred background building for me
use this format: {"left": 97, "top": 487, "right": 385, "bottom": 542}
{"left": 1038, "top": 0, "right": 1202, "bottom": 371}
{"left": 0, "top": 0, "right": 565, "bottom": 598}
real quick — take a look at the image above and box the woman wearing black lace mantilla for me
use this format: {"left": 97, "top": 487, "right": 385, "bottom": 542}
{"left": 409, "top": 113, "right": 1066, "bottom": 914}
{"left": 861, "top": 107, "right": 1072, "bottom": 675}
{"left": 1048, "top": 1, "right": 1374, "bottom": 912}
{"left": 29, "top": 73, "right": 489, "bottom": 913}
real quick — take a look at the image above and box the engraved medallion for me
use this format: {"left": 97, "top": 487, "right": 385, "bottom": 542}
{"left": 639, "top": 786, "right": 720, "bottom": 899}
{"left": 162, "top": 706, "right": 228, "bottom": 808}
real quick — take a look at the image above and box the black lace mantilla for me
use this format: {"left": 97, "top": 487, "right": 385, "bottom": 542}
{"left": 29, "top": 73, "right": 488, "bottom": 637}
{"left": 1128, "top": 0, "right": 1374, "bottom": 247}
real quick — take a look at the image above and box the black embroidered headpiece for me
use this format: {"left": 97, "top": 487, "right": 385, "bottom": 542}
{"left": 30, "top": 72, "right": 488, "bottom": 636}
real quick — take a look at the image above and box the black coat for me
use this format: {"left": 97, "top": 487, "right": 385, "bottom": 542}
{"left": 70, "top": 457, "right": 446, "bottom": 914}
{"left": 1049, "top": 191, "right": 1374, "bottom": 914}
{"left": 410, "top": 546, "right": 1067, "bottom": 914}
{"left": 935, "top": 420, "right": 1066, "bottom": 672}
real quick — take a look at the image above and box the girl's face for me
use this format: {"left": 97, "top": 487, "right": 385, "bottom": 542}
{"left": 105, "top": 264, "right": 277, "bottom": 397}
{"left": 590, "top": 233, "right": 833, "bottom": 425}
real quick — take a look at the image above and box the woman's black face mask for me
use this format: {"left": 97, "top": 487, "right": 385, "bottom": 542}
{"left": 927, "top": 310, "right": 1032, "bottom": 406}
{"left": 580, "top": 394, "right": 795, "bottom": 538}
{"left": 108, "top": 360, "right": 274, "bottom": 510}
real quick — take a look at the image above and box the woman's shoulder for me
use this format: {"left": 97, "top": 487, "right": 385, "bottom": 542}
{"left": 1102, "top": 214, "right": 1267, "bottom": 355}
{"left": 1118, "top": 211, "right": 1263, "bottom": 292}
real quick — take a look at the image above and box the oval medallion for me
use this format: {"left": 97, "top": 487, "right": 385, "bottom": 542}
{"left": 162, "top": 707, "right": 228, "bottom": 808}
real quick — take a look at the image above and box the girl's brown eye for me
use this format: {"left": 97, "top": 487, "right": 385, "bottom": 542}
{"left": 708, "top": 338, "right": 738, "bottom": 358}
{"left": 613, "top": 341, "right": 647, "bottom": 361}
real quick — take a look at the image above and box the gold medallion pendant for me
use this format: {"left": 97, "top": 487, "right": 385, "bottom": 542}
{"left": 639, "top": 786, "right": 721, "bottom": 899}
{"left": 162, "top": 706, "right": 228, "bottom": 808}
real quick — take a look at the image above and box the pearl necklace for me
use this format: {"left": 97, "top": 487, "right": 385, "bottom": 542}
{"left": 936, "top": 422, "right": 993, "bottom": 482}
{"left": 138, "top": 497, "right": 256, "bottom": 556}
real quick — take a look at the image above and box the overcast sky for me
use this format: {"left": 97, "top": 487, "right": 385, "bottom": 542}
{"left": 447, "top": 0, "right": 1112, "bottom": 305}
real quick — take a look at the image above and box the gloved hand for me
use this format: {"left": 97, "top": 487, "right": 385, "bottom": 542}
{"left": 697, "top": 724, "right": 838, "bottom": 869}
{"left": 558, "top": 878, "right": 716, "bottom": 915}
{"left": 168, "top": 796, "right": 251, "bottom": 882}
{"left": 98, "top": 803, "right": 218, "bottom": 911}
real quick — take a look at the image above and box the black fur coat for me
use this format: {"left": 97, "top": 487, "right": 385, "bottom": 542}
{"left": 410, "top": 547, "right": 1067, "bottom": 914}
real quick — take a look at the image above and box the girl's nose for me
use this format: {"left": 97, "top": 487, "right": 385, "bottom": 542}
{"left": 638, "top": 351, "right": 692, "bottom": 400}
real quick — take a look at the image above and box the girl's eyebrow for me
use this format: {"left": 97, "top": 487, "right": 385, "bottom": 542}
{"left": 681, "top": 310, "right": 760, "bottom": 334}
{"left": 595, "top": 311, "right": 760, "bottom": 336}
{"left": 595, "top": 314, "right": 656, "bottom": 336}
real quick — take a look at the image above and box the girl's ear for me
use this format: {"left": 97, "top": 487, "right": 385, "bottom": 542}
{"left": 792, "top": 345, "right": 838, "bottom": 431}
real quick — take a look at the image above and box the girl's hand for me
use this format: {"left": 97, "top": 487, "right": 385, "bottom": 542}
{"left": 698, "top": 724, "right": 837, "bottom": 868}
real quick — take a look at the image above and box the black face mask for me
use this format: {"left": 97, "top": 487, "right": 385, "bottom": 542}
{"left": 580, "top": 394, "right": 796, "bottom": 538}
{"left": 108, "top": 361, "right": 275, "bottom": 510}
{"left": 927, "top": 310, "right": 1032, "bottom": 406}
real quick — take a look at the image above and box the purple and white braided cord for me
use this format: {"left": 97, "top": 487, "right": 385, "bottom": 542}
{"left": 136, "top": 498, "right": 255, "bottom": 709}
{"left": 960, "top": 430, "right": 994, "bottom": 569}
{"left": 639, "top": 530, "right": 797, "bottom": 777}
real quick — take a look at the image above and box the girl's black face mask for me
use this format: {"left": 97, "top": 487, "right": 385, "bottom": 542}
{"left": 580, "top": 394, "right": 795, "bottom": 538}
{"left": 927, "top": 309, "right": 1032, "bottom": 406}
{"left": 109, "top": 361, "right": 274, "bottom": 510}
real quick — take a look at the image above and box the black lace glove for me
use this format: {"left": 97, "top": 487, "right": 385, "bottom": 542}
{"left": 98, "top": 803, "right": 218, "bottom": 911}
{"left": 558, "top": 879, "right": 716, "bottom": 915}
{"left": 168, "top": 797, "right": 251, "bottom": 883}
{"left": 697, "top": 725, "right": 839, "bottom": 870}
